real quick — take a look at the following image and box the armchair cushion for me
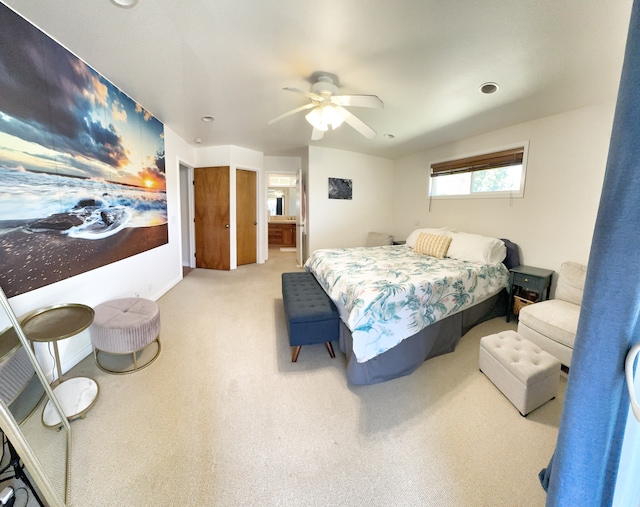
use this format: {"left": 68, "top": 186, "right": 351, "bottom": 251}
{"left": 517, "top": 299, "right": 580, "bottom": 350}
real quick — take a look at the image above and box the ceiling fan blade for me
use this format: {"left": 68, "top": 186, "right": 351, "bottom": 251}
{"left": 267, "top": 103, "right": 316, "bottom": 125}
{"left": 331, "top": 94, "right": 384, "bottom": 109}
{"left": 336, "top": 106, "right": 377, "bottom": 139}
{"left": 283, "top": 87, "right": 320, "bottom": 100}
{"left": 311, "top": 127, "right": 324, "bottom": 141}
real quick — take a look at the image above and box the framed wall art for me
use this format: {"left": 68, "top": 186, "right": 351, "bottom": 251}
{"left": 328, "top": 177, "right": 352, "bottom": 200}
{"left": 0, "top": 4, "right": 167, "bottom": 297}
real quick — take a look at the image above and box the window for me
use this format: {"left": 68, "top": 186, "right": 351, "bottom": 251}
{"left": 429, "top": 143, "right": 527, "bottom": 198}
{"left": 268, "top": 175, "right": 296, "bottom": 187}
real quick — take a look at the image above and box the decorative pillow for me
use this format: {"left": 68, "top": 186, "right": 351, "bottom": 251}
{"left": 414, "top": 232, "right": 452, "bottom": 258}
{"left": 406, "top": 227, "right": 449, "bottom": 248}
{"left": 446, "top": 232, "right": 506, "bottom": 264}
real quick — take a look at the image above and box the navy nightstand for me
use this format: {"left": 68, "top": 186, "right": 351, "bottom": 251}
{"left": 506, "top": 265, "right": 554, "bottom": 322}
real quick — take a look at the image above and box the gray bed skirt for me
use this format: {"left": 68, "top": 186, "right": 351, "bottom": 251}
{"left": 338, "top": 290, "right": 507, "bottom": 385}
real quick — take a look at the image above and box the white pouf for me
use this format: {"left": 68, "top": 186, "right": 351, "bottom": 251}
{"left": 90, "top": 297, "right": 161, "bottom": 374}
{"left": 479, "top": 330, "right": 560, "bottom": 416}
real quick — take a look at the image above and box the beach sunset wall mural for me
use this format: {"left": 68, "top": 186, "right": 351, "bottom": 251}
{"left": 0, "top": 3, "right": 168, "bottom": 298}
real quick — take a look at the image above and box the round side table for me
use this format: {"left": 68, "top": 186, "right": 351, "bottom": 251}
{"left": 21, "top": 304, "right": 99, "bottom": 428}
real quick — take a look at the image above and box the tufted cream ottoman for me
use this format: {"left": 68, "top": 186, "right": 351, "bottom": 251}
{"left": 90, "top": 298, "right": 161, "bottom": 374}
{"left": 479, "top": 330, "right": 560, "bottom": 416}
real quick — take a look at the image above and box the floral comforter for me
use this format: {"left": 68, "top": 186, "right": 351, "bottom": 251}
{"left": 304, "top": 245, "right": 509, "bottom": 363}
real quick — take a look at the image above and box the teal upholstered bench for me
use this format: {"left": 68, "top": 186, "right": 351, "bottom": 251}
{"left": 281, "top": 272, "right": 339, "bottom": 362}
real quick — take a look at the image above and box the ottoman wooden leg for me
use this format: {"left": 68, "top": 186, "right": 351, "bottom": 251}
{"left": 292, "top": 346, "right": 302, "bottom": 362}
{"left": 325, "top": 342, "right": 335, "bottom": 358}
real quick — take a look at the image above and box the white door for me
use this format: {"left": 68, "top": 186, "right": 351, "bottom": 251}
{"left": 179, "top": 164, "right": 193, "bottom": 268}
{"left": 296, "top": 169, "right": 304, "bottom": 267}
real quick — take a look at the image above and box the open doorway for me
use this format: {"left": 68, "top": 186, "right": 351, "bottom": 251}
{"left": 179, "top": 162, "right": 194, "bottom": 275}
{"left": 266, "top": 172, "right": 299, "bottom": 261}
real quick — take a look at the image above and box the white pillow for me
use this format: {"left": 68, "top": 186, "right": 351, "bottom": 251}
{"left": 446, "top": 232, "right": 506, "bottom": 264}
{"left": 406, "top": 227, "right": 449, "bottom": 248}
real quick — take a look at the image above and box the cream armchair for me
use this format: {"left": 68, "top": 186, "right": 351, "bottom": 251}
{"left": 517, "top": 261, "right": 587, "bottom": 367}
{"left": 366, "top": 232, "right": 394, "bottom": 246}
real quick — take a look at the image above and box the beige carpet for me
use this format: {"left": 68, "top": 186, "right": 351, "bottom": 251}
{"left": 65, "top": 249, "right": 565, "bottom": 506}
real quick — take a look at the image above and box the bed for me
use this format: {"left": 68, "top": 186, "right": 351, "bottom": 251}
{"left": 304, "top": 230, "right": 520, "bottom": 384}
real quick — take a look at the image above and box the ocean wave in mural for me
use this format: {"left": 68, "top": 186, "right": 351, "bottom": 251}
{"left": 0, "top": 3, "right": 167, "bottom": 297}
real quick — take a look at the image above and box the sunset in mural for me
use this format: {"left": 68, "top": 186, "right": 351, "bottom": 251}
{"left": 0, "top": 4, "right": 168, "bottom": 297}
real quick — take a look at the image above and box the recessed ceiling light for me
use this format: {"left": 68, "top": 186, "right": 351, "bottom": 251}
{"left": 480, "top": 82, "right": 499, "bottom": 94}
{"left": 110, "top": 0, "right": 139, "bottom": 8}
{"left": 384, "top": 134, "right": 395, "bottom": 139}
{"left": 194, "top": 138, "right": 202, "bottom": 144}
{"left": 201, "top": 115, "right": 215, "bottom": 122}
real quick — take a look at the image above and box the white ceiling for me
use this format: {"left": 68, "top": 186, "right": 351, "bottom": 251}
{"left": 4, "top": 0, "right": 633, "bottom": 160}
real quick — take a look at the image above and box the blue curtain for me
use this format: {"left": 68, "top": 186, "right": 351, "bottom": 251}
{"left": 542, "top": 2, "right": 640, "bottom": 504}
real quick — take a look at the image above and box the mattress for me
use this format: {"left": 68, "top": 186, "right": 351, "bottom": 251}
{"left": 304, "top": 244, "right": 509, "bottom": 363}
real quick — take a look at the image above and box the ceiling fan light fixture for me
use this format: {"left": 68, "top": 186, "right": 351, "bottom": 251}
{"left": 306, "top": 107, "right": 328, "bottom": 131}
{"left": 305, "top": 105, "right": 345, "bottom": 131}
{"left": 305, "top": 107, "right": 327, "bottom": 130}
{"left": 322, "top": 105, "right": 346, "bottom": 129}
{"left": 270, "top": 72, "right": 381, "bottom": 140}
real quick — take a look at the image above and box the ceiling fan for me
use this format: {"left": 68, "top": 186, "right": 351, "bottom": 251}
{"left": 268, "top": 71, "right": 384, "bottom": 140}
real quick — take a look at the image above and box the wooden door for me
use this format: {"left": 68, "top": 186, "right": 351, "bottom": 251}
{"left": 194, "top": 166, "right": 230, "bottom": 270}
{"left": 236, "top": 169, "right": 257, "bottom": 266}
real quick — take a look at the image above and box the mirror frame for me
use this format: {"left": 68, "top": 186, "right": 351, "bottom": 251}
{"left": 0, "top": 286, "right": 70, "bottom": 506}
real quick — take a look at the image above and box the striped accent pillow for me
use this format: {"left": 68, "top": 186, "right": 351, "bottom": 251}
{"left": 414, "top": 232, "right": 452, "bottom": 258}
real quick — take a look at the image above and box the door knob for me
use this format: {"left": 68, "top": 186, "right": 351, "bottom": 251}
{"left": 625, "top": 342, "right": 640, "bottom": 422}
{"left": 225, "top": 224, "right": 230, "bottom": 228}
{"left": 254, "top": 222, "right": 257, "bottom": 225}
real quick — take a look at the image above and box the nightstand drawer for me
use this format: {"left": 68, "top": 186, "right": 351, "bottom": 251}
{"left": 512, "top": 272, "right": 544, "bottom": 292}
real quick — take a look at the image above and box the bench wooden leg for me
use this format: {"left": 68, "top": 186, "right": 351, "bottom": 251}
{"left": 325, "top": 341, "right": 335, "bottom": 358}
{"left": 291, "top": 345, "right": 302, "bottom": 362}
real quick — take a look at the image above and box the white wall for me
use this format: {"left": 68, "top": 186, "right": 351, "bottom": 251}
{"left": 393, "top": 102, "right": 616, "bottom": 280}
{"left": 7, "top": 126, "right": 196, "bottom": 381}
{"left": 307, "top": 146, "right": 394, "bottom": 255}
{"left": 264, "top": 156, "right": 301, "bottom": 174}
{"left": 195, "top": 145, "right": 265, "bottom": 268}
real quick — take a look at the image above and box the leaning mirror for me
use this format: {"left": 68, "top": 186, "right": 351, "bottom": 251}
{"left": 0, "top": 285, "right": 69, "bottom": 506}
